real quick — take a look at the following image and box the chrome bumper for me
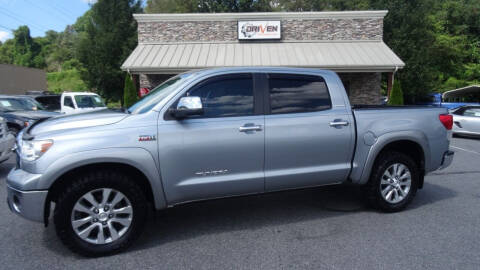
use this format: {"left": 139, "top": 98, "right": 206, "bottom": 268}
{"left": 438, "top": 150, "right": 454, "bottom": 170}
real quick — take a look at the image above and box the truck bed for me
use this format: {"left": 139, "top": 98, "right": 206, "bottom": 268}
{"left": 352, "top": 105, "right": 438, "bottom": 110}
{"left": 348, "top": 104, "right": 450, "bottom": 184}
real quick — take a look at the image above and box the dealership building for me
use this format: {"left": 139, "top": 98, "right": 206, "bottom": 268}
{"left": 122, "top": 10, "right": 404, "bottom": 104}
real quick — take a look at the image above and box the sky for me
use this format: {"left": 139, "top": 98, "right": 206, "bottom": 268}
{"left": 0, "top": 0, "right": 95, "bottom": 42}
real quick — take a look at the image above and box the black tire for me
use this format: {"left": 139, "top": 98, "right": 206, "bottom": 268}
{"left": 53, "top": 170, "right": 147, "bottom": 257}
{"left": 365, "top": 151, "right": 419, "bottom": 212}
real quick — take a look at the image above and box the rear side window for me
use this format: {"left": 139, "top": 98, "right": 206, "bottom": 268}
{"left": 463, "top": 108, "right": 480, "bottom": 117}
{"left": 36, "top": 96, "right": 61, "bottom": 110}
{"left": 186, "top": 74, "right": 254, "bottom": 118}
{"left": 268, "top": 73, "right": 331, "bottom": 114}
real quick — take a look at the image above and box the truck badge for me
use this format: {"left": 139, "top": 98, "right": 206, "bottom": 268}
{"left": 138, "top": 135, "right": 156, "bottom": 141}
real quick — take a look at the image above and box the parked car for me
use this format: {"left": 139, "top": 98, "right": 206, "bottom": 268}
{"left": 451, "top": 105, "right": 480, "bottom": 137}
{"left": 60, "top": 92, "right": 107, "bottom": 114}
{"left": 0, "top": 116, "right": 15, "bottom": 163}
{"left": 7, "top": 68, "right": 454, "bottom": 256}
{"left": 0, "top": 95, "right": 60, "bottom": 136}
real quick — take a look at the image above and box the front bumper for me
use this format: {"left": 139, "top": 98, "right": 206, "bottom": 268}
{"left": 438, "top": 150, "right": 454, "bottom": 170}
{"left": 6, "top": 168, "right": 47, "bottom": 223}
{"left": 7, "top": 185, "right": 47, "bottom": 222}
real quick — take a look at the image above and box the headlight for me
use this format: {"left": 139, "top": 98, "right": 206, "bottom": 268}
{"left": 19, "top": 139, "right": 53, "bottom": 161}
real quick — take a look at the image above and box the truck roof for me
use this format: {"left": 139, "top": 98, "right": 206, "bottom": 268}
{"left": 62, "top": 92, "right": 99, "bottom": 96}
{"left": 184, "top": 66, "right": 338, "bottom": 78}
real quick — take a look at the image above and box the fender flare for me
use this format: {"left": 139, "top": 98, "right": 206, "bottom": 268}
{"left": 39, "top": 147, "right": 167, "bottom": 210}
{"left": 355, "top": 130, "right": 429, "bottom": 185}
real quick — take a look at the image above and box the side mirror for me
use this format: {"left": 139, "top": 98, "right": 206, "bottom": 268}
{"left": 170, "top": 96, "right": 204, "bottom": 119}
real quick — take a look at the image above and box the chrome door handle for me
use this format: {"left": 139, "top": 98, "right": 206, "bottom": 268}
{"left": 329, "top": 121, "right": 349, "bottom": 127}
{"left": 239, "top": 125, "right": 262, "bottom": 132}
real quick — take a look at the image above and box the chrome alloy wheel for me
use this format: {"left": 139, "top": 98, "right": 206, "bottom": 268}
{"left": 70, "top": 188, "right": 133, "bottom": 245}
{"left": 380, "top": 163, "right": 412, "bottom": 204}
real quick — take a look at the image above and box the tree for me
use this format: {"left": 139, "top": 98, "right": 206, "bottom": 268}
{"left": 0, "top": 39, "right": 14, "bottom": 64}
{"left": 77, "top": 0, "right": 142, "bottom": 104}
{"left": 123, "top": 74, "right": 138, "bottom": 107}
{"left": 10, "top": 26, "right": 44, "bottom": 68}
{"left": 388, "top": 81, "right": 404, "bottom": 105}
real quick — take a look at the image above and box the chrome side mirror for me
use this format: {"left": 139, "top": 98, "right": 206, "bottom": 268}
{"left": 170, "top": 96, "right": 204, "bottom": 119}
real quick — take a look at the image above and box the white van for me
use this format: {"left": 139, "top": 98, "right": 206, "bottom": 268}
{"left": 61, "top": 92, "right": 107, "bottom": 114}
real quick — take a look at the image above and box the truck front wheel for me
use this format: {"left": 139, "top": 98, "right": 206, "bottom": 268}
{"left": 365, "top": 151, "right": 419, "bottom": 212}
{"left": 53, "top": 170, "right": 147, "bottom": 256}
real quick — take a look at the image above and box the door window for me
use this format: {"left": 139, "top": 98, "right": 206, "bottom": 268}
{"left": 183, "top": 74, "right": 254, "bottom": 118}
{"left": 268, "top": 74, "right": 331, "bottom": 114}
{"left": 64, "top": 96, "right": 74, "bottom": 108}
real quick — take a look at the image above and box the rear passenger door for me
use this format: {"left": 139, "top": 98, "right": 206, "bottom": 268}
{"left": 263, "top": 73, "right": 355, "bottom": 191}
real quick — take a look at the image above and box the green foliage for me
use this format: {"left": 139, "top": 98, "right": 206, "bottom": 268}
{"left": 388, "top": 81, "right": 404, "bottom": 105}
{"left": 106, "top": 100, "right": 122, "bottom": 109}
{"left": 77, "top": 0, "right": 142, "bottom": 103}
{"left": 0, "top": 39, "right": 14, "bottom": 64}
{"left": 10, "top": 26, "right": 44, "bottom": 68}
{"left": 47, "top": 68, "right": 88, "bottom": 93}
{"left": 123, "top": 74, "right": 138, "bottom": 107}
{"left": 145, "top": 0, "right": 273, "bottom": 12}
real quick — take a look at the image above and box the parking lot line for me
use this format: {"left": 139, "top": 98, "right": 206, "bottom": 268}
{"left": 451, "top": 145, "right": 480, "bottom": 155}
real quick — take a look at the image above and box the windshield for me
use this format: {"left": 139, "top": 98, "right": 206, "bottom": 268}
{"left": 128, "top": 74, "right": 190, "bottom": 114}
{"left": 74, "top": 95, "right": 106, "bottom": 108}
{"left": 0, "top": 97, "right": 45, "bottom": 112}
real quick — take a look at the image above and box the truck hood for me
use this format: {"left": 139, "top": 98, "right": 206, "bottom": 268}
{"left": 29, "top": 109, "right": 128, "bottom": 136}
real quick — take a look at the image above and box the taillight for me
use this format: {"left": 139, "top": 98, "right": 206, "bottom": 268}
{"left": 439, "top": 114, "right": 453, "bottom": 130}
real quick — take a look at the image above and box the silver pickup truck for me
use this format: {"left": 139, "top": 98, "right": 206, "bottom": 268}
{"left": 7, "top": 67, "right": 454, "bottom": 256}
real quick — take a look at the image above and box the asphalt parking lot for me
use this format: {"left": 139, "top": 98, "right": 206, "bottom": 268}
{"left": 1, "top": 137, "right": 479, "bottom": 270}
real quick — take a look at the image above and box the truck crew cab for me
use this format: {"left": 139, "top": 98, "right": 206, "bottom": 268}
{"left": 7, "top": 68, "right": 454, "bottom": 256}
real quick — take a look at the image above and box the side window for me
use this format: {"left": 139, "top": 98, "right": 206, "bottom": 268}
{"left": 185, "top": 74, "right": 254, "bottom": 118}
{"left": 64, "top": 96, "right": 74, "bottom": 108}
{"left": 463, "top": 108, "right": 480, "bottom": 117}
{"left": 268, "top": 73, "right": 331, "bottom": 114}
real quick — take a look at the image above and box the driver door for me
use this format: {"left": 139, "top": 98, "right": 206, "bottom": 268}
{"left": 158, "top": 73, "right": 265, "bottom": 204}
{"left": 62, "top": 96, "right": 76, "bottom": 114}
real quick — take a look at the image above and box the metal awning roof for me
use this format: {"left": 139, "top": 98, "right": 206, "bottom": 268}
{"left": 442, "top": 85, "right": 480, "bottom": 99}
{"left": 122, "top": 41, "right": 404, "bottom": 74}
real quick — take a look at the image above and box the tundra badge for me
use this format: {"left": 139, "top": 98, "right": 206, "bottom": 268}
{"left": 138, "top": 135, "right": 156, "bottom": 141}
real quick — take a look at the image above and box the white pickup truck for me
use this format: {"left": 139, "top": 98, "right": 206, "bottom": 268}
{"left": 60, "top": 92, "right": 107, "bottom": 114}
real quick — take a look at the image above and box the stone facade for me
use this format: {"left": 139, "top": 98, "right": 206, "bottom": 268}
{"left": 138, "top": 18, "right": 383, "bottom": 44}
{"left": 135, "top": 12, "right": 388, "bottom": 105}
{"left": 139, "top": 74, "right": 174, "bottom": 89}
{"left": 339, "top": 73, "right": 382, "bottom": 105}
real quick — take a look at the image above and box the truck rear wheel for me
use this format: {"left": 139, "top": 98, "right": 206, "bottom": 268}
{"left": 53, "top": 170, "right": 147, "bottom": 257}
{"left": 365, "top": 151, "right": 419, "bottom": 212}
